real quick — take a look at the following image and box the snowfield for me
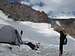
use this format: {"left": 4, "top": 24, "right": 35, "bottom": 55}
{"left": 0, "top": 10, "right": 75, "bottom": 56}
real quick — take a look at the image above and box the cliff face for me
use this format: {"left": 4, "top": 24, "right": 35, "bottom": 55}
{"left": 0, "top": 0, "right": 48, "bottom": 23}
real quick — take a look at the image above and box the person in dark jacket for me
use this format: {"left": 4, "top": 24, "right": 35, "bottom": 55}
{"left": 59, "top": 31, "right": 67, "bottom": 56}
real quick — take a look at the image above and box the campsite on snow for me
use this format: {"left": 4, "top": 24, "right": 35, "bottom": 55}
{"left": 0, "top": 9, "right": 75, "bottom": 56}
{"left": 0, "top": 0, "right": 75, "bottom": 56}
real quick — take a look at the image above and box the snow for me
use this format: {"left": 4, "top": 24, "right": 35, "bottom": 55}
{"left": 0, "top": 10, "right": 75, "bottom": 56}
{"left": 52, "top": 16, "right": 75, "bottom": 19}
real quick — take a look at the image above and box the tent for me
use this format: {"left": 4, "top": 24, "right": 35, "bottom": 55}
{"left": 0, "top": 25, "right": 39, "bottom": 50}
{"left": 0, "top": 25, "right": 22, "bottom": 46}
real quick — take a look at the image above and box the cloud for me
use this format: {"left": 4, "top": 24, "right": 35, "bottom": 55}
{"left": 22, "top": 0, "right": 75, "bottom": 17}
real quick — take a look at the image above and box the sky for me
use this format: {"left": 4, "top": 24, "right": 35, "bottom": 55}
{"left": 21, "top": 0, "right": 75, "bottom": 17}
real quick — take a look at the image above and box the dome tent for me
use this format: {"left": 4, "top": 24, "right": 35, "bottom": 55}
{"left": 0, "top": 25, "right": 22, "bottom": 46}
{"left": 0, "top": 25, "right": 39, "bottom": 50}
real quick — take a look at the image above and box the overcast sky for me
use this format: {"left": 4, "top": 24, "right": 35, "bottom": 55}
{"left": 21, "top": 0, "right": 75, "bottom": 17}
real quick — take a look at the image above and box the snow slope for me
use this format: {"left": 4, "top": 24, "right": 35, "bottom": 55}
{"left": 0, "top": 10, "right": 75, "bottom": 56}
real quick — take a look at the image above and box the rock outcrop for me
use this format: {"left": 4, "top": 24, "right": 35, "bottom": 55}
{"left": 0, "top": 0, "right": 48, "bottom": 23}
{"left": 50, "top": 19, "right": 75, "bottom": 37}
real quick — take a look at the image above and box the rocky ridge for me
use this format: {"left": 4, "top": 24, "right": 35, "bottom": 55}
{"left": 0, "top": 0, "right": 48, "bottom": 23}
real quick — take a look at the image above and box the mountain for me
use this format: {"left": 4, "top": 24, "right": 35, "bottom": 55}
{"left": 1, "top": 0, "right": 75, "bottom": 37}
{"left": 0, "top": 0, "right": 48, "bottom": 23}
{"left": 49, "top": 19, "right": 75, "bottom": 37}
